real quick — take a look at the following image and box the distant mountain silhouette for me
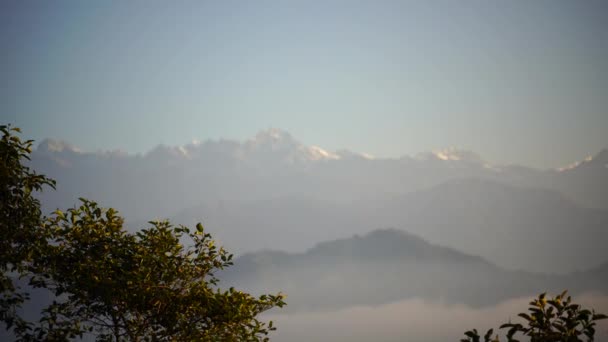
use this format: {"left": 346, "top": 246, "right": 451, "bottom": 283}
{"left": 30, "top": 130, "right": 608, "bottom": 224}
{"left": 366, "top": 179, "right": 608, "bottom": 273}
{"left": 167, "top": 178, "right": 608, "bottom": 274}
{"left": 28, "top": 130, "right": 608, "bottom": 274}
{"left": 219, "top": 229, "right": 608, "bottom": 312}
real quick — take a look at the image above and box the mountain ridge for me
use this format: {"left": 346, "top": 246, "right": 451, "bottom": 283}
{"left": 167, "top": 178, "right": 608, "bottom": 274}
{"left": 220, "top": 227, "right": 608, "bottom": 312}
{"left": 34, "top": 129, "right": 608, "bottom": 171}
{"left": 31, "top": 130, "right": 608, "bottom": 222}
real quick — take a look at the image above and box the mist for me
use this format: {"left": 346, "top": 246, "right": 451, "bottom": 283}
{"left": 3, "top": 1, "right": 608, "bottom": 340}
{"left": 265, "top": 294, "right": 608, "bottom": 342}
{"left": 19, "top": 129, "right": 608, "bottom": 341}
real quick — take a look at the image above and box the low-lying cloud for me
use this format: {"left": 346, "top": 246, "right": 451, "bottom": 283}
{"left": 264, "top": 293, "right": 608, "bottom": 342}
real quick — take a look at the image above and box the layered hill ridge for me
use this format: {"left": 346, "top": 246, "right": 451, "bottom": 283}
{"left": 220, "top": 228, "right": 608, "bottom": 312}
{"left": 169, "top": 178, "right": 608, "bottom": 274}
{"left": 28, "top": 129, "right": 608, "bottom": 275}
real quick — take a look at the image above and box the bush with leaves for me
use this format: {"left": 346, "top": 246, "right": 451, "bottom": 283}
{"left": 0, "top": 125, "right": 285, "bottom": 341}
{"left": 462, "top": 291, "right": 607, "bottom": 342}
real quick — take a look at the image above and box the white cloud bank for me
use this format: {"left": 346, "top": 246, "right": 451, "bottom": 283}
{"left": 264, "top": 293, "right": 608, "bottom": 342}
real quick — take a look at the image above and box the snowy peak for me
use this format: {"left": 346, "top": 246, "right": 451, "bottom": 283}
{"left": 306, "top": 145, "right": 341, "bottom": 161}
{"left": 33, "top": 131, "right": 606, "bottom": 171}
{"left": 248, "top": 128, "right": 298, "bottom": 149}
{"left": 37, "top": 138, "right": 82, "bottom": 154}
{"left": 417, "top": 147, "right": 484, "bottom": 164}
{"left": 556, "top": 148, "right": 608, "bottom": 172}
{"left": 243, "top": 128, "right": 341, "bottom": 163}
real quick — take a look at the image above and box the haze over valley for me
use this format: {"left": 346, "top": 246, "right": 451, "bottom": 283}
{"left": 32, "top": 129, "right": 608, "bottom": 273}
{"left": 25, "top": 129, "right": 608, "bottom": 340}
{"left": 3, "top": 1, "right": 608, "bottom": 340}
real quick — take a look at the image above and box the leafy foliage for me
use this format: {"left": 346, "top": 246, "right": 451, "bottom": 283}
{"left": 462, "top": 291, "right": 607, "bottom": 342}
{"left": 30, "top": 201, "right": 285, "bottom": 341}
{"left": 0, "top": 125, "right": 285, "bottom": 341}
{"left": 0, "top": 125, "right": 55, "bottom": 335}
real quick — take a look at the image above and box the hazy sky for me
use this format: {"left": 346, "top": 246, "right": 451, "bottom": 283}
{"left": 1, "top": 1, "right": 607, "bottom": 168}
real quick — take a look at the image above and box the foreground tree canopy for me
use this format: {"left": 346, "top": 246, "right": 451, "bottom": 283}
{"left": 462, "top": 291, "right": 607, "bottom": 342}
{"left": 0, "top": 124, "right": 285, "bottom": 341}
{"left": 1, "top": 125, "right": 56, "bottom": 337}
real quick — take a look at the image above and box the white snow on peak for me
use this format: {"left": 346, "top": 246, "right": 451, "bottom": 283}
{"left": 556, "top": 149, "right": 608, "bottom": 172}
{"left": 266, "top": 128, "right": 288, "bottom": 140}
{"left": 244, "top": 129, "right": 343, "bottom": 163}
{"left": 146, "top": 144, "right": 193, "bottom": 161}
{"left": 177, "top": 145, "right": 191, "bottom": 159}
{"left": 418, "top": 147, "right": 483, "bottom": 164}
{"left": 306, "top": 146, "right": 341, "bottom": 161}
{"left": 556, "top": 155, "right": 593, "bottom": 172}
{"left": 38, "top": 139, "right": 82, "bottom": 153}
{"left": 360, "top": 152, "right": 375, "bottom": 160}
{"left": 251, "top": 128, "right": 295, "bottom": 145}
{"left": 433, "top": 150, "right": 455, "bottom": 161}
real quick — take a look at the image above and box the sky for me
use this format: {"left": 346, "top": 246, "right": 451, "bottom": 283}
{"left": 1, "top": 0, "right": 607, "bottom": 168}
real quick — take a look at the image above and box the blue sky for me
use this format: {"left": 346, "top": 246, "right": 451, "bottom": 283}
{"left": 1, "top": 0, "right": 607, "bottom": 168}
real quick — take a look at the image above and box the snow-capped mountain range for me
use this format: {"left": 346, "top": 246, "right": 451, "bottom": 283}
{"left": 29, "top": 129, "right": 608, "bottom": 274}
{"left": 35, "top": 127, "right": 607, "bottom": 169}
{"left": 36, "top": 128, "right": 361, "bottom": 164}
{"left": 32, "top": 128, "right": 607, "bottom": 213}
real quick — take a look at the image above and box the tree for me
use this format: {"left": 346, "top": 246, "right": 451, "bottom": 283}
{"left": 1, "top": 125, "right": 56, "bottom": 336}
{"left": 0, "top": 125, "right": 285, "bottom": 341}
{"left": 462, "top": 291, "right": 607, "bottom": 342}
